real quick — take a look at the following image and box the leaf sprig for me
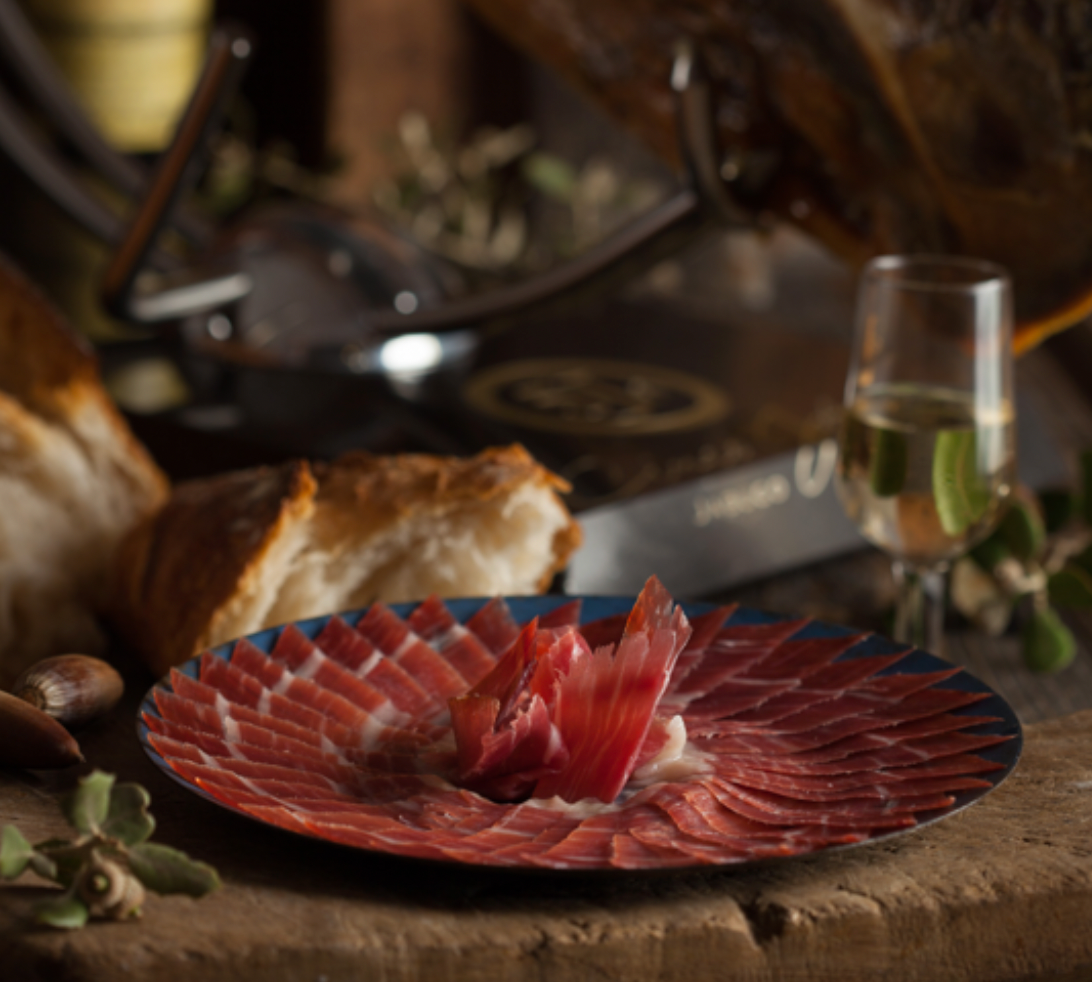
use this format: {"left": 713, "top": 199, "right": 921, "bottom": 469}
{"left": 1, "top": 771, "right": 219, "bottom": 928}
{"left": 952, "top": 451, "right": 1092, "bottom": 672}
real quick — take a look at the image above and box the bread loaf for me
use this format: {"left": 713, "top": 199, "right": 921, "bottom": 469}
{"left": 0, "top": 255, "right": 169, "bottom": 687}
{"left": 112, "top": 445, "right": 582, "bottom": 677}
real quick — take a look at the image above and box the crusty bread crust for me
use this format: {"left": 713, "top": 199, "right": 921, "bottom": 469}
{"left": 0, "top": 255, "right": 169, "bottom": 686}
{"left": 111, "top": 445, "right": 582, "bottom": 677}
{"left": 112, "top": 461, "right": 317, "bottom": 678}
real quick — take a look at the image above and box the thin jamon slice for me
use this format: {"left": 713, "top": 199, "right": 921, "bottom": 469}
{"left": 433, "top": 802, "right": 580, "bottom": 865}
{"left": 577, "top": 613, "right": 628, "bottom": 650}
{"left": 164, "top": 756, "right": 365, "bottom": 806}
{"left": 675, "top": 636, "right": 879, "bottom": 722}
{"left": 716, "top": 653, "right": 907, "bottom": 730}
{"left": 534, "top": 811, "right": 629, "bottom": 869}
{"left": 585, "top": 607, "right": 737, "bottom": 698}
{"left": 156, "top": 677, "right": 333, "bottom": 754}
{"left": 406, "top": 595, "right": 497, "bottom": 686}
{"left": 464, "top": 618, "right": 540, "bottom": 706}
{"left": 417, "top": 790, "right": 511, "bottom": 833}
{"left": 729, "top": 686, "right": 991, "bottom": 738}
{"left": 669, "top": 619, "right": 808, "bottom": 698}
{"left": 313, "top": 616, "right": 441, "bottom": 719}
{"left": 224, "top": 641, "right": 424, "bottom": 747}
{"left": 616, "top": 803, "right": 771, "bottom": 865}
{"left": 700, "top": 726, "right": 1010, "bottom": 778}
{"left": 534, "top": 577, "right": 692, "bottom": 803}
{"left": 355, "top": 602, "right": 469, "bottom": 702}
{"left": 705, "top": 778, "right": 934, "bottom": 829}
{"left": 689, "top": 687, "right": 992, "bottom": 751}
{"left": 197, "top": 654, "right": 383, "bottom": 752}
{"left": 465, "top": 596, "right": 520, "bottom": 656}
{"left": 145, "top": 713, "right": 380, "bottom": 781}
{"left": 490, "top": 812, "right": 588, "bottom": 864}
{"left": 679, "top": 678, "right": 801, "bottom": 721}
{"left": 707, "top": 759, "right": 992, "bottom": 802}
{"left": 662, "top": 606, "right": 737, "bottom": 692}
{"left": 610, "top": 832, "right": 701, "bottom": 870}
{"left": 539, "top": 598, "right": 583, "bottom": 629}
{"left": 732, "top": 635, "right": 872, "bottom": 683}
{"left": 636, "top": 782, "right": 867, "bottom": 847}
{"left": 449, "top": 693, "right": 567, "bottom": 801}
{"left": 269, "top": 624, "right": 410, "bottom": 724}
{"left": 296, "top": 815, "right": 451, "bottom": 863}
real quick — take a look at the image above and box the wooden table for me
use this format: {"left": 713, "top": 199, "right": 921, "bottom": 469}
{"left": 4, "top": 348, "right": 1092, "bottom": 980}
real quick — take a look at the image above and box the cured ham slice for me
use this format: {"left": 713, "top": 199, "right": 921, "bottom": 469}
{"left": 355, "top": 602, "right": 469, "bottom": 702}
{"left": 313, "top": 616, "right": 439, "bottom": 719}
{"left": 406, "top": 595, "right": 497, "bottom": 686}
{"left": 533, "top": 578, "right": 692, "bottom": 803}
{"left": 464, "top": 597, "right": 520, "bottom": 656}
{"left": 142, "top": 584, "right": 1019, "bottom": 872}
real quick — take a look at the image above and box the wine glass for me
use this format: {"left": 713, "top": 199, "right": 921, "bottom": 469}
{"left": 835, "top": 255, "right": 1016, "bottom": 655}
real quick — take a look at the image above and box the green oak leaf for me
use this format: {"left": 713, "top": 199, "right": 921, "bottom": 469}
{"left": 36, "top": 843, "right": 86, "bottom": 888}
{"left": 998, "top": 495, "right": 1045, "bottom": 563}
{"left": 1023, "top": 606, "right": 1077, "bottom": 673}
{"left": 35, "top": 894, "right": 89, "bottom": 930}
{"left": 127, "top": 843, "right": 221, "bottom": 898}
{"left": 1048, "top": 564, "right": 1092, "bottom": 609}
{"left": 102, "top": 783, "right": 155, "bottom": 847}
{"left": 933, "top": 429, "right": 992, "bottom": 537}
{"left": 61, "top": 771, "right": 114, "bottom": 836}
{"left": 970, "top": 532, "right": 1011, "bottom": 572}
{"left": 0, "top": 825, "right": 34, "bottom": 879}
{"left": 28, "top": 853, "right": 58, "bottom": 882}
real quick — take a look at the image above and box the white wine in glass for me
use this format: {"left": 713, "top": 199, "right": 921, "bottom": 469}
{"left": 836, "top": 256, "right": 1016, "bottom": 654}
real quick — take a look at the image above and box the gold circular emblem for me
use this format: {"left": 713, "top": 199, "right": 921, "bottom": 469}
{"left": 463, "top": 358, "right": 731, "bottom": 436}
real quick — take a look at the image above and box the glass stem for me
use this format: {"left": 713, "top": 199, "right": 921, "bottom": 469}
{"left": 892, "top": 561, "right": 948, "bottom": 655}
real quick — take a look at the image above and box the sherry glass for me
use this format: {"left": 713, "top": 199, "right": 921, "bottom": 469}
{"left": 835, "top": 255, "right": 1016, "bottom": 654}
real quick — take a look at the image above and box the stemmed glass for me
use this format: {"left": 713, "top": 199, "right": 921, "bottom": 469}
{"left": 835, "top": 255, "right": 1016, "bottom": 655}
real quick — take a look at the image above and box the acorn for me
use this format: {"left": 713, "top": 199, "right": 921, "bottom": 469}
{"left": 0, "top": 689, "right": 83, "bottom": 769}
{"left": 77, "top": 854, "right": 145, "bottom": 920}
{"left": 12, "top": 655, "right": 124, "bottom": 730}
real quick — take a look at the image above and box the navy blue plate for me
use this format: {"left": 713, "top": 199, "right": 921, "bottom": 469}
{"left": 138, "top": 597, "right": 1023, "bottom": 873}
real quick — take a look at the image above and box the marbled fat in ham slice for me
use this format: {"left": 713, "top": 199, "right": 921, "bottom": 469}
{"left": 269, "top": 624, "right": 409, "bottom": 724}
{"left": 407, "top": 595, "right": 497, "bottom": 686}
{"left": 355, "top": 602, "right": 469, "bottom": 702}
{"left": 145, "top": 584, "right": 1016, "bottom": 871}
{"left": 669, "top": 619, "right": 808, "bottom": 698}
{"left": 313, "top": 616, "right": 441, "bottom": 720}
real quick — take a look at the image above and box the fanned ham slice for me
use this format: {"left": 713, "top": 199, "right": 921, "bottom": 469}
{"left": 465, "top": 597, "right": 521, "bottom": 656}
{"left": 313, "top": 617, "right": 440, "bottom": 719}
{"left": 670, "top": 619, "right": 808, "bottom": 698}
{"left": 356, "top": 602, "right": 468, "bottom": 702}
{"left": 269, "top": 625, "right": 409, "bottom": 724}
{"left": 407, "top": 595, "right": 497, "bottom": 686}
{"left": 533, "top": 578, "right": 692, "bottom": 803}
{"left": 143, "top": 585, "right": 1017, "bottom": 871}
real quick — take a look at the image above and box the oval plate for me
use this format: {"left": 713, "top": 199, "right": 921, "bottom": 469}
{"left": 138, "top": 596, "right": 1022, "bottom": 873}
